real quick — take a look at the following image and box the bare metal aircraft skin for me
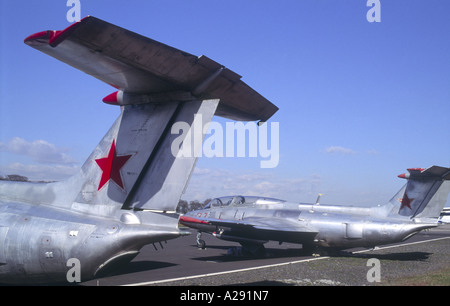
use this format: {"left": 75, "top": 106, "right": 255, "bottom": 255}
{"left": 180, "top": 167, "right": 450, "bottom": 256}
{"left": 0, "top": 16, "right": 277, "bottom": 284}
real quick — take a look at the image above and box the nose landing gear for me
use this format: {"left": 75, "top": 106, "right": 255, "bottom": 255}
{"left": 196, "top": 232, "right": 206, "bottom": 249}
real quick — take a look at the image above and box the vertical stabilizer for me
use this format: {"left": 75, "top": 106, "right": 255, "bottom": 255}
{"left": 397, "top": 166, "right": 450, "bottom": 219}
{"left": 123, "top": 99, "right": 219, "bottom": 211}
{"left": 71, "top": 99, "right": 219, "bottom": 216}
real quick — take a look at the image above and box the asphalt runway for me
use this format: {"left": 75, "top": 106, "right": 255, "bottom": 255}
{"left": 81, "top": 224, "right": 450, "bottom": 286}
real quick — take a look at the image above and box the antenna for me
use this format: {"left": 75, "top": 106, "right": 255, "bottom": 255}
{"left": 315, "top": 193, "right": 323, "bottom": 205}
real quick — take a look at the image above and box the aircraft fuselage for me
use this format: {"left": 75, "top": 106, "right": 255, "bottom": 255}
{"left": 0, "top": 201, "right": 181, "bottom": 284}
{"left": 181, "top": 198, "right": 436, "bottom": 251}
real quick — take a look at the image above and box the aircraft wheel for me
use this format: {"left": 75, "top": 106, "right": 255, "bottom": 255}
{"left": 197, "top": 239, "right": 206, "bottom": 249}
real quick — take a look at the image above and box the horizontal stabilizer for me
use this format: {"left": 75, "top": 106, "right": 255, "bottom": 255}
{"left": 397, "top": 166, "right": 450, "bottom": 180}
{"left": 24, "top": 16, "right": 278, "bottom": 122}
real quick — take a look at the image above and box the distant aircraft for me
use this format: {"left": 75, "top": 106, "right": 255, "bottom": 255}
{"left": 0, "top": 16, "right": 277, "bottom": 284}
{"left": 180, "top": 166, "right": 450, "bottom": 256}
{"left": 439, "top": 207, "right": 450, "bottom": 224}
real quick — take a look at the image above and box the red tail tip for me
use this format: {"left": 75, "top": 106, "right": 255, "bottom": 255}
{"left": 102, "top": 92, "right": 119, "bottom": 105}
{"left": 407, "top": 168, "right": 425, "bottom": 172}
{"left": 398, "top": 168, "right": 425, "bottom": 179}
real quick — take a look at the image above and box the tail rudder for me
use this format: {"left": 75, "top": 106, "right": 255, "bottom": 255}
{"left": 71, "top": 98, "right": 218, "bottom": 216}
{"left": 397, "top": 166, "right": 450, "bottom": 219}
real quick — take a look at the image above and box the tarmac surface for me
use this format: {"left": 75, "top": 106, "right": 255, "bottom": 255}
{"left": 81, "top": 224, "right": 450, "bottom": 286}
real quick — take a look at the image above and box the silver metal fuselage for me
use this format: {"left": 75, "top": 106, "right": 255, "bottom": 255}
{"left": 184, "top": 199, "right": 436, "bottom": 250}
{"left": 0, "top": 200, "right": 181, "bottom": 284}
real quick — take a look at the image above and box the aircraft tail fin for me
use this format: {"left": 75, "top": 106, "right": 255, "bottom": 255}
{"left": 0, "top": 98, "right": 218, "bottom": 217}
{"left": 22, "top": 16, "right": 277, "bottom": 216}
{"left": 69, "top": 99, "right": 218, "bottom": 215}
{"left": 395, "top": 166, "right": 450, "bottom": 219}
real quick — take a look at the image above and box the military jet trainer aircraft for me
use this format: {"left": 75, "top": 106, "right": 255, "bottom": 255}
{"left": 180, "top": 166, "right": 450, "bottom": 256}
{"left": 0, "top": 16, "right": 277, "bottom": 284}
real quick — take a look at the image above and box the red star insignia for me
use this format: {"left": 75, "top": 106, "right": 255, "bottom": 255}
{"left": 400, "top": 192, "right": 414, "bottom": 210}
{"left": 95, "top": 140, "right": 132, "bottom": 191}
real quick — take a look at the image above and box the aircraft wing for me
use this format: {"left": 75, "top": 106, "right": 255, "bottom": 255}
{"left": 24, "top": 16, "right": 278, "bottom": 122}
{"left": 213, "top": 217, "right": 315, "bottom": 233}
{"left": 180, "top": 215, "right": 317, "bottom": 238}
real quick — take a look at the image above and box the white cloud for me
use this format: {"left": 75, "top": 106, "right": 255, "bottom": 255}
{"left": 325, "top": 146, "right": 357, "bottom": 155}
{"left": 324, "top": 146, "right": 381, "bottom": 156}
{"left": 184, "top": 166, "right": 398, "bottom": 207}
{"left": 183, "top": 167, "right": 322, "bottom": 202}
{"left": 0, "top": 137, "right": 77, "bottom": 165}
{"left": 1, "top": 162, "right": 79, "bottom": 181}
{"left": 366, "top": 149, "right": 380, "bottom": 155}
{"left": 0, "top": 137, "right": 80, "bottom": 181}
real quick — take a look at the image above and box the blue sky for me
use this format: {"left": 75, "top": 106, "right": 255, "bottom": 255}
{"left": 1, "top": 1, "right": 449, "bottom": 206}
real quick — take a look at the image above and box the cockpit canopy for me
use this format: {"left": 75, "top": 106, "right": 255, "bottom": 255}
{"left": 203, "top": 195, "right": 285, "bottom": 209}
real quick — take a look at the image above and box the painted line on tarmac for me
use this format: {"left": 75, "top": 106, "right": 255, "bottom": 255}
{"left": 122, "top": 236, "right": 450, "bottom": 286}
{"left": 123, "top": 256, "right": 330, "bottom": 286}
{"left": 352, "top": 236, "right": 450, "bottom": 254}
